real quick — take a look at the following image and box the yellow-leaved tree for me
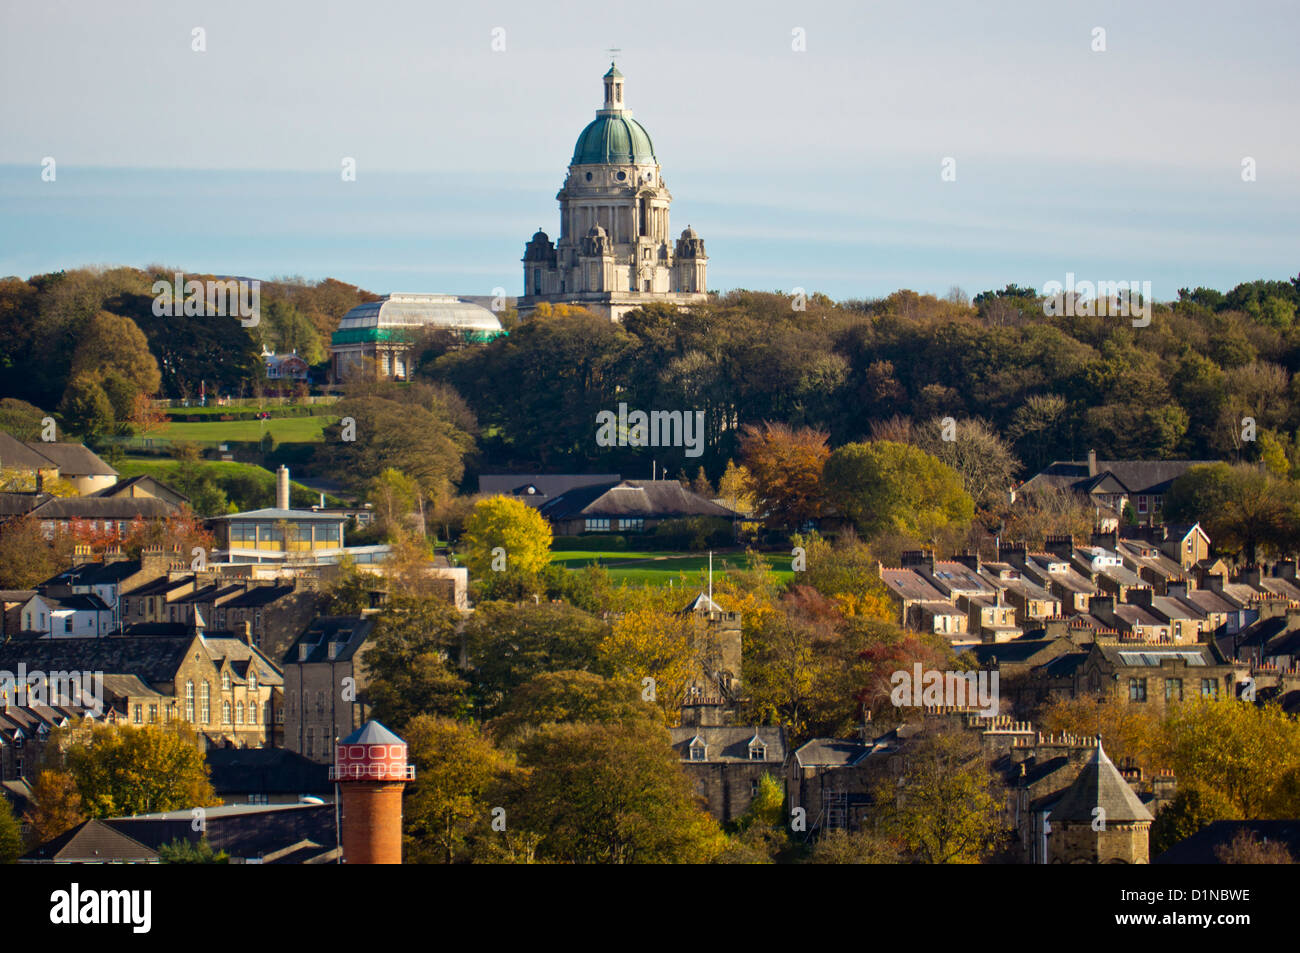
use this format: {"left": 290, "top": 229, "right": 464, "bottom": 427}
{"left": 459, "top": 495, "right": 553, "bottom": 580}
{"left": 597, "top": 602, "right": 698, "bottom": 725}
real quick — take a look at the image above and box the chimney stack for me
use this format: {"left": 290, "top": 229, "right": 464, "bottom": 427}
{"left": 1087, "top": 449, "right": 1098, "bottom": 477}
{"left": 276, "top": 465, "right": 290, "bottom": 510}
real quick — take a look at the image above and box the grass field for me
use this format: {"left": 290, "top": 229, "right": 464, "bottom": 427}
{"left": 116, "top": 458, "right": 341, "bottom": 508}
{"left": 552, "top": 549, "right": 795, "bottom": 586}
{"left": 148, "top": 415, "right": 337, "bottom": 444}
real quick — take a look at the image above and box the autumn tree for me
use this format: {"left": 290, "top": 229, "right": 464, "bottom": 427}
{"left": 0, "top": 797, "right": 23, "bottom": 863}
{"left": 870, "top": 723, "right": 1006, "bottom": 863}
{"left": 596, "top": 603, "right": 699, "bottom": 724}
{"left": 912, "top": 415, "right": 1020, "bottom": 510}
{"left": 1036, "top": 693, "right": 1166, "bottom": 778}
{"left": 501, "top": 719, "right": 724, "bottom": 863}
{"left": 1214, "top": 830, "right": 1294, "bottom": 864}
{"left": 823, "top": 440, "right": 974, "bottom": 543}
{"left": 487, "top": 670, "right": 653, "bottom": 746}
{"left": 403, "top": 715, "right": 514, "bottom": 864}
{"left": 458, "top": 495, "right": 553, "bottom": 582}
{"left": 363, "top": 598, "right": 468, "bottom": 730}
{"left": 23, "top": 769, "right": 86, "bottom": 846}
{"left": 367, "top": 467, "right": 423, "bottom": 539}
{"left": 63, "top": 724, "right": 219, "bottom": 818}
{"left": 0, "top": 515, "right": 72, "bottom": 588}
{"left": 1164, "top": 697, "right": 1300, "bottom": 818}
{"left": 738, "top": 422, "right": 829, "bottom": 529}
{"left": 1165, "top": 463, "right": 1300, "bottom": 563}
{"left": 464, "top": 602, "right": 611, "bottom": 714}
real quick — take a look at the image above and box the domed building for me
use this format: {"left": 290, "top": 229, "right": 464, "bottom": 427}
{"left": 330, "top": 293, "right": 504, "bottom": 380}
{"left": 519, "top": 64, "right": 709, "bottom": 322}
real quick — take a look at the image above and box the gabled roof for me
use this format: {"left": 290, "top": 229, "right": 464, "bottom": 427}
{"left": 668, "top": 726, "right": 786, "bottom": 763}
{"left": 792, "top": 738, "right": 872, "bottom": 768}
{"left": 0, "top": 635, "right": 198, "bottom": 686}
{"left": 22, "top": 441, "right": 118, "bottom": 477}
{"left": 21, "top": 818, "right": 158, "bottom": 862}
{"left": 539, "top": 479, "right": 738, "bottom": 521}
{"left": 282, "top": 616, "right": 375, "bottom": 666}
{"left": 0, "top": 491, "right": 46, "bottom": 517}
{"left": 28, "top": 496, "right": 178, "bottom": 520}
{"left": 93, "top": 474, "right": 190, "bottom": 503}
{"left": 477, "top": 473, "right": 622, "bottom": 504}
{"left": 1021, "top": 459, "right": 1217, "bottom": 497}
{"left": 205, "top": 747, "right": 331, "bottom": 795}
{"left": 43, "top": 559, "right": 144, "bottom": 589}
{"left": 1048, "top": 741, "right": 1153, "bottom": 824}
{"left": 0, "top": 432, "right": 56, "bottom": 470}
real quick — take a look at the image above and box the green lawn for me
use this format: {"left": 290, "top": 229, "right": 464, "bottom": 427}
{"left": 149, "top": 415, "right": 337, "bottom": 444}
{"left": 116, "top": 458, "right": 341, "bottom": 508}
{"left": 552, "top": 549, "right": 794, "bottom": 587}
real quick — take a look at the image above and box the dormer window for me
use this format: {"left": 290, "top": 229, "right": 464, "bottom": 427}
{"left": 748, "top": 741, "right": 767, "bottom": 761}
{"left": 688, "top": 737, "right": 707, "bottom": 762}
{"left": 248, "top": 670, "right": 257, "bottom": 692}
{"left": 221, "top": 672, "right": 231, "bottom": 691}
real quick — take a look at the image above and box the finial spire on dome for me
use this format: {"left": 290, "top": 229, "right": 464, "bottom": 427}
{"left": 603, "top": 57, "right": 625, "bottom": 110}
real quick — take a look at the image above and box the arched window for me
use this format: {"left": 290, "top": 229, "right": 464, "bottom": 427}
{"left": 200, "top": 682, "right": 211, "bottom": 723}
{"left": 235, "top": 702, "right": 244, "bottom": 725}
{"left": 222, "top": 700, "right": 231, "bottom": 724}
{"left": 185, "top": 681, "right": 195, "bottom": 722}
{"left": 221, "top": 672, "right": 231, "bottom": 691}
{"left": 248, "top": 670, "right": 257, "bottom": 693}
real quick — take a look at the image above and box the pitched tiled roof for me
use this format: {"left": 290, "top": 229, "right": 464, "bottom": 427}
{"left": 23, "top": 441, "right": 117, "bottom": 476}
{"left": 0, "top": 432, "right": 55, "bottom": 470}
{"left": 282, "top": 616, "right": 375, "bottom": 666}
{"left": 1048, "top": 741, "right": 1153, "bottom": 823}
{"left": 22, "top": 818, "right": 158, "bottom": 862}
{"left": 0, "top": 635, "right": 196, "bottom": 686}
{"left": 205, "top": 747, "right": 331, "bottom": 796}
{"left": 793, "top": 738, "right": 873, "bottom": 768}
{"left": 29, "top": 496, "right": 178, "bottom": 520}
{"left": 539, "top": 480, "right": 738, "bottom": 521}
{"left": 668, "top": 726, "right": 786, "bottom": 762}
{"left": 1021, "top": 460, "right": 1217, "bottom": 496}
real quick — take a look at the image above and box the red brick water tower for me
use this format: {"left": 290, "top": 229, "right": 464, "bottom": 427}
{"left": 330, "top": 720, "right": 414, "bottom": 864}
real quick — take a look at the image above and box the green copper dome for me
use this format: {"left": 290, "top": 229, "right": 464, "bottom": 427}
{"left": 571, "top": 114, "right": 656, "bottom": 166}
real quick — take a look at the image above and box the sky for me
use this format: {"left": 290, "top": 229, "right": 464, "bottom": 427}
{"left": 1, "top": 0, "right": 1297, "bottom": 301}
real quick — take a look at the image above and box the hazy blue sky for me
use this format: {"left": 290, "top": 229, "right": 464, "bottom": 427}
{"left": 2, "top": 0, "right": 1297, "bottom": 300}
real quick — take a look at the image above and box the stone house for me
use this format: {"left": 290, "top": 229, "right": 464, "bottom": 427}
{"left": 281, "top": 616, "right": 377, "bottom": 764}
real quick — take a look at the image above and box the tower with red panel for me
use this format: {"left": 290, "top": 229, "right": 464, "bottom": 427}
{"left": 330, "top": 720, "right": 414, "bottom": 864}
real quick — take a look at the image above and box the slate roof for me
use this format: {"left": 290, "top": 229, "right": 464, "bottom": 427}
{"left": 341, "top": 720, "right": 403, "bottom": 745}
{"left": 0, "top": 635, "right": 195, "bottom": 686}
{"left": 93, "top": 474, "right": 190, "bottom": 503}
{"left": 668, "top": 725, "right": 786, "bottom": 763}
{"left": 28, "top": 496, "right": 177, "bottom": 520}
{"left": 223, "top": 585, "right": 295, "bottom": 608}
{"left": 1047, "top": 741, "right": 1153, "bottom": 823}
{"left": 21, "top": 819, "right": 158, "bottom": 863}
{"left": 1021, "top": 460, "right": 1217, "bottom": 496}
{"left": 0, "top": 492, "right": 46, "bottom": 517}
{"left": 22, "top": 441, "right": 117, "bottom": 477}
{"left": 793, "top": 738, "right": 873, "bottom": 768}
{"left": 282, "top": 615, "right": 374, "bottom": 665}
{"left": 477, "top": 473, "right": 622, "bottom": 506}
{"left": 43, "top": 559, "right": 144, "bottom": 588}
{"left": 681, "top": 592, "right": 724, "bottom": 614}
{"left": 1154, "top": 820, "right": 1300, "bottom": 864}
{"left": 539, "top": 479, "right": 738, "bottom": 521}
{"left": 205, "top": 747, "right": 331, "bottom": 796}
{"left": 879, "top": 567, "right": 946, "bottom": 602}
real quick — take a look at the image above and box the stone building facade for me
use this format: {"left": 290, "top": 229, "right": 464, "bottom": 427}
{"left": 518, "top": 64, "right": 709, "bottom": 322}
